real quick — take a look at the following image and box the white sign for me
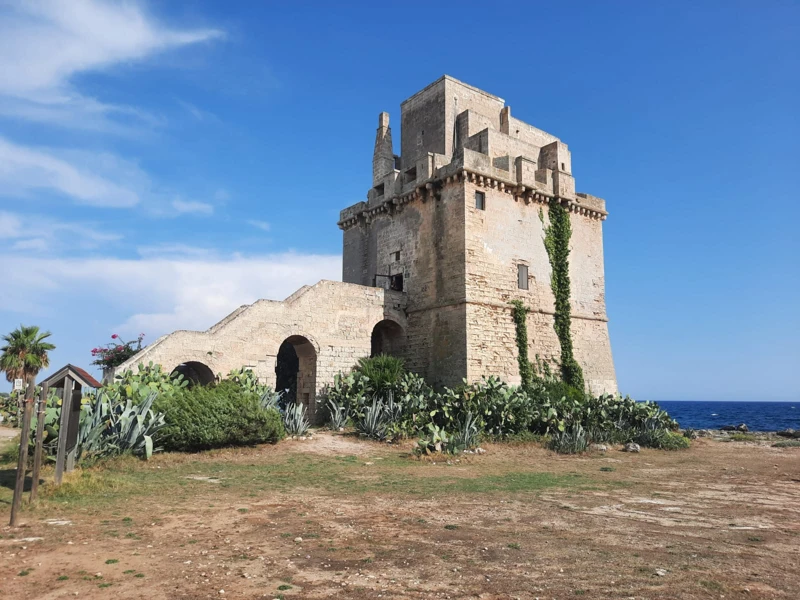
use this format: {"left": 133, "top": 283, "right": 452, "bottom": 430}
{"left": 13, "top": 379, "right": 24, "bottom": 391}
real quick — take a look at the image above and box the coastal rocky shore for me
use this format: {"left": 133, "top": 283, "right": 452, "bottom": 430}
{"left": 681, "top": 426, "right": 800, "bottom": 443}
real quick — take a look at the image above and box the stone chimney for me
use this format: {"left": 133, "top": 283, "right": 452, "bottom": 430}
{"left": 372, "top": 112, "right": 394, "bottom": 186}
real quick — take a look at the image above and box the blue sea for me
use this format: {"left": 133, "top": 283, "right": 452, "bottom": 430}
{"left": 655, "top": 401, "right": 799, "bottom": 431}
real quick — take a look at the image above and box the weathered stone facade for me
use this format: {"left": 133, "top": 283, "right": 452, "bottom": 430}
{"left": 118, "top": 75, "right": 617, "bottom": 419}
{"left": 341, "top": 75, "right": 616, "bottom": 394}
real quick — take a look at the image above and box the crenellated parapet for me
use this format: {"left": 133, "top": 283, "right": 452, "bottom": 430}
{"left": 339, "top": 165, "right": 607, "bottom": 230}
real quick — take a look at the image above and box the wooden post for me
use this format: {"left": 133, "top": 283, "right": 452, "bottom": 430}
{"left": 9, "top": 379, "right": 35, "bottom": 527}
{"left": 54, "top": 376, "right": 74, "bottom": 486}
{"left": 29, "top": 382, "right": 49, "bottom": 502}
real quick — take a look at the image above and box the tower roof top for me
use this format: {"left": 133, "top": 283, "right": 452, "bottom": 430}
{"left": 400, "top": 75, "right": 505, "bottom": 107}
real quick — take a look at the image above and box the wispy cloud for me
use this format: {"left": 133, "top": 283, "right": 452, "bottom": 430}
{"left": 247, "top": 219, "right": 271, "bottom": 232}
{"left": 172, "top": 199, "right": 214, "bottom": 215}
{"left": 0, "top": 209, "right": 122, "bottom": 253}
{"left": 0, "top": 0, "right": 224, "bottom": 132}
{"left": 0, "top": 137, "right": 140, "bottom": 207}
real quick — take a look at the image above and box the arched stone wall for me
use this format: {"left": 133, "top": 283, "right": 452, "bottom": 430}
{"left": 371, "top": 319, "right": 405, "bottom": 357}
{"left": 172, "top": 361, "right": 216, "bottom": 386}
{"left": 115, "top": 281, "right": 408, "bottom": 424}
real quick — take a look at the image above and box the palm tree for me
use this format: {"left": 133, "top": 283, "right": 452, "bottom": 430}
{"left": 2, "top": 326, "right": 56, "bottom": 526}
{"left": 1, "top": 325, "right": 56, "bottom": 392}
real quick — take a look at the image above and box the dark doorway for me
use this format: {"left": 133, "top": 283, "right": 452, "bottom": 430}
{"left": 172, "top": 361, "right": 215, "bottom": 387}
{"left": 371, "top": 319, "right": 405, "bottom": 357}
{"left": 275, "top": 335, "right": 317, "bottom": 417}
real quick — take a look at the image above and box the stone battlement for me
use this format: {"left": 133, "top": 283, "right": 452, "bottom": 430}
{"left": 345, "top": 75, "right": 602, "bottom": 227}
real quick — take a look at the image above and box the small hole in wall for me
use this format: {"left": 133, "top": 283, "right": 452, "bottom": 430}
{"left": 561, "top": 162, "right": 565, "bottom": 171}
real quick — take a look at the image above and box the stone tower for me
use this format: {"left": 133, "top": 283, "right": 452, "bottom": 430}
{"left": 340, "top": 75, "right": 617, "bottom": 394}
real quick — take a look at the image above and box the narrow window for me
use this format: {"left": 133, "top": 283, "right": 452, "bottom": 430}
{"left": 390, "top": 273, "right": 404, "bottom": 292}
{"left": 517, "top": 264, "right": 529, "bottom": 290}
{"left": 475, "top": 190, "right": 486, "bottom": 210}
{"left": 561, "top": 162, "right": 565, "bottom": 171}
{"left": 394, "top": 251, "right": 401, "bottom": 262}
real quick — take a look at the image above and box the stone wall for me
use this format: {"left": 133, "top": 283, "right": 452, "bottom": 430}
{"left": 342, "top": 182, "right": 467, "bottom": 388}
{"left": 115, "top": 281, "right": 407, "bottom": 422}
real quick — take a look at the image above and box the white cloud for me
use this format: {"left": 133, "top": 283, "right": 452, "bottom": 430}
{"left": 0, "top": 136, "right": 140, "bottom": 207}
{"left": 0, "top": 0, "right": 224, "bottom": 131}
{"left": 0, "top": 209, "right": 121, "bottom": 252}
{"left": 0, "top": 252, "right": 343, "bottom": 338}
{"left": 136, "top": 244, "right": 217, "bottom": 259}
{"left": 247, "top": 219, "right": 271, "bottom": 232}
{"left": 172, "top": 199, "right": 214, "bottom": 215}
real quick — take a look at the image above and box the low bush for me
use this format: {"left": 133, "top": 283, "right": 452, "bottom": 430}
{"left": 325, "top": 360, "right": 683, "bottom": 454}
{"left": 154, "top": 381, "right": 284, "bottom": 451}
{"left": 354, "top": 354, "right": 405, "bottom": 392}
{"left": 773, "top": 439, "right": 800, "bottom": 448}
{"left": 107, "top": 362, "right": 188, "bottom": 405}
{"left": 547, "top": 425, "right": 588, "bottom": 454}
{"left": 414, "top": 416, "right": 479, "bottom": 456}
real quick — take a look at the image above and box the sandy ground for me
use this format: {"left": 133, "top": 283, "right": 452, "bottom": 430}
{"left": 1, "top": 433, "right": 798, "bottom": 600}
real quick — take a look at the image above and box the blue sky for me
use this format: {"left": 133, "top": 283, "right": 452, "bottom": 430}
{"left": 0, "top": 1, "right": 797, "bottom": 401}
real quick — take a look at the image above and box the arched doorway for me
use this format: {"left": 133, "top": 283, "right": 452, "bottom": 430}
{"left": 172, "top": 361, "right": 215, "bottom": 387}
{"left": 371, "top": 319, "right": 405, "bottom": 357}
{"left": 275, "top": 335, "right": 317, "bottom": 418}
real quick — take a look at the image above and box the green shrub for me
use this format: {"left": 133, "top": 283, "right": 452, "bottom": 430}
{"left": 155, "top": 381, "right": 284, "bottom": 451}
{"left": 227, "top": 368, "right": 272, "bottom": 396}
{"left": 107, "top": 362, "right": 188, "bottom": 405}
{"left": 432, "top": 376, "right": 534, "bottom": 437}
{"left": 323, "top": 370, "right": 435, "bottom": 435}
{"left": 325, "top": 362, "right": 681, "bottom": 448}
{"left": 630, "top": 421, "right": 690, "bottom": 450}
{"left": 547, "top": 425, "right": 588, "bottom": 454}
{"left": 772, "top": 439, "right": 800, "bottom": 448}
{"left": 354, "top": 355, "right": 406, "bottom": 391}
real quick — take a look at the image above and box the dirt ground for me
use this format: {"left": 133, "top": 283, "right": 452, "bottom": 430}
{"left": 0, "top": 431, "right": 798, "bottom": 600}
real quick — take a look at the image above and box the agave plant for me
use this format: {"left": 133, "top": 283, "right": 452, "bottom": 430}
{"left": 356, "top": 398, "right": 390, "bottom": 440}
{"left": 450, "top": 412, "right": 479, "bottom": 452}
{"left": 78, "top": 390, "right": 166, "bottom": 460}
{"left": 283, "top": 402, "right": 310, "bottom": 436}
{"left": 326, "top": 398, "right": 348, "bottom": 430}
{"left": 259, "top": 389, "right": 282, "bottom": 412}
{"left": 547, "top": 424, "right": 588, "bottom": 454}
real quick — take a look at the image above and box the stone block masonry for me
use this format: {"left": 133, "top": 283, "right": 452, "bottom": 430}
{"left": 119, "top": 74, "right": 617, "bottom": 420}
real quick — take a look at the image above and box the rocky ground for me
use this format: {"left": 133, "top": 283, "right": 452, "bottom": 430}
{"left": 0, "top": 429, "right": 798, "bottom": 599}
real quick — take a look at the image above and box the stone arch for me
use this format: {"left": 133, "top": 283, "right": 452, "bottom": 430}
{"left": 371, "top": 319, "right": 405, "bottom": 358}
{"left": 172, "top": 361, "right": 216, "bottom": 387}
{"left": 275, "top": 334, "right": 318, "bottom": 421}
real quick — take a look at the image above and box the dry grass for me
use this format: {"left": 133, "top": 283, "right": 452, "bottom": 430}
{"left": 1, "top": 432, "right": 798, "bottom": 599}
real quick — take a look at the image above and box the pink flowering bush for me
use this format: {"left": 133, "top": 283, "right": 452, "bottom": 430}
{"left": 91, "top": 333, "right": 145, "bottom": 369}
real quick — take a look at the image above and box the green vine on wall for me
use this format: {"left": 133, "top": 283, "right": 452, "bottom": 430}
{"left": 543, "top": 199, "right": 585, "bottom": 391}
{"left": 509, "top": 300, "right": 533, "bottom": 390}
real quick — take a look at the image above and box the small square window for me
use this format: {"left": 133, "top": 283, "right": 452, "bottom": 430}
{"left": 517, "top": 264, "right": 529, "bottom": 290}
{"left": 475, "top": 190, "right": 486, "bottom": 210}
{"left": 390, "top": 273, "right": 404, "bottom": 291}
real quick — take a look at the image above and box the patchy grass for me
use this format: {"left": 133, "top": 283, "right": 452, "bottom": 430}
{"left": 773, "top": 439, "right": 800, "bottom": 448}
{"left": 2, "top": 432, "right": 798, "bottom": 600}
{"left": 729, "top": 433, "right": 757, "bottom": 442}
